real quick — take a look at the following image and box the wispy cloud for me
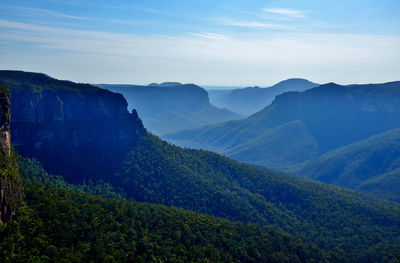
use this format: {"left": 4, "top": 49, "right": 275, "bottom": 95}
{"left": 1, "top": 5, "right": 88, "bottom": 20}
{"left": 190, "top": 33, "right": 230, "bottom": 40}
{"left": 0, "top": 19, "right": 399, "bottom": 85}
{"left": 223, "top": 21, "right": 293, "bottom": 30}
{"left": 263, "top": 8, "right": 308, "bottom": 19}
{"left": 1, "top": 5, "right": 164, "bottom": 29}
{"left": 48, "top": 0, "right": 172, "bottom": 16}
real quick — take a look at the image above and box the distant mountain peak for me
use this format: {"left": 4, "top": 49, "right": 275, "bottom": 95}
{"left": 148, "top": 82, "right": 182, "bottom": 87}
{"left": 272, "top": 78, "right": 318, "bottom": 88}
{"left": 323, "top": 82, "right": 340, "bottom": 86}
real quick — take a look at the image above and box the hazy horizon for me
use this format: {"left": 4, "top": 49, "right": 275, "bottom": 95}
{"left": 1, "top": 0, "right": 399, "bottom": 86}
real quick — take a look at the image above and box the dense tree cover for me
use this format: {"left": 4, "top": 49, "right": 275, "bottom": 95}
{"left": 0, "top": 159, "right": 323, "bottom": 262}
{"left": 18, "top": 157, "right": 125, "bottom": 199}
{"left": 0, "top": 70, "right": 101, "bottom": 94}
{"left": 0, "top": 148, "right": 23, "bottom": 223}
{"left": 291, "top": 128, "right": 400, "bottom": 202}
{"left": 116, "top": 133, "right": 400, "bottom": 262}
{"left": 0, "top": 149, "right": 22, "bottom": 189}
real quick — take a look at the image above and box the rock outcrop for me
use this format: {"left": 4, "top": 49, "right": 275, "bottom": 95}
{"left": 0, "top": 84, "right": 22, "bottom": 224}
{"left": 0, "top": 71, "right": 146, "bottom": 183}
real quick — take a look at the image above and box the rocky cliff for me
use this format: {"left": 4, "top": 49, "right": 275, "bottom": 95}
{"left": 97, "top": 83, "right": 241, "bottom": 135}
{"left": 0, "top": 85, "right": 11, "bottom": 154}
{"left": 0, "top": 71, "right": 145, "bottom": 183}
{"left": 0, "top": 84, "right": 22, "bottom": 224}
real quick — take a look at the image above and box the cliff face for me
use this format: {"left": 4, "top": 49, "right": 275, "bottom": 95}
{"left": 97, "top": 83, "right": 241, "bottom": 135}
{"left": 0, "top": 71, "right": 145, "bottom": 183}
{"left": 0, "top": 84, "right": 22, "bottom": 224}
{"left": 0, "top": 85, "right": 11, "bottom": 154}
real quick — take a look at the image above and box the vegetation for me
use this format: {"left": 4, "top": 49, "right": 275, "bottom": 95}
{"left": 0, "top": 84, "right": 23, "bottom": 223}
{"left": 115, "top": 133, "right": 400, "bottom": 262}
{"left": 3, "top": 72, "right": 400, "bottom": 262}
{"left": 0, "top": 70, "right": 101, "bottom": 95}
{"left": 291, "top": 128, "right": 400, "bottom": 202}
{"left": 18, "top": 157, "right": 125, "bottom": 199}
{"left": 0, "top": 148, "right": 23, "bottom": 223}
{"left": 0, "top": 158, "right": 323, "bottom": 263}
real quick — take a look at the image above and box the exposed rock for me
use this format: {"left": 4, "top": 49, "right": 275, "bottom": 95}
{"left": 0, "top": 71, "right": 146, "bottom": 183}
{"left": 0, "top": 84, "right": 23, "bottom": 224}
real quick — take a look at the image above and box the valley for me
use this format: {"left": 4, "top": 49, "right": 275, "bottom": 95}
{"left": 1, "top": 71, "right": 400, "bottom": 262}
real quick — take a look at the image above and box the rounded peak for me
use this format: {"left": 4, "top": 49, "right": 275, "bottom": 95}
{"left": 148, "top": 82, "right": 182, "bottom": 87}
{"left": 318, "top": 82, "right": 342, "bottom": 88}
{"left": 272, "top": 78, "right": 318, "bottom": 87}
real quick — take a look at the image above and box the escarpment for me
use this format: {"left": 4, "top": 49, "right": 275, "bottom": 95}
{"left": 0, "top": 84, "right": 22, "bottom": 224}
{"left": 0, "top": 71, "right": 146, "bottom": 183}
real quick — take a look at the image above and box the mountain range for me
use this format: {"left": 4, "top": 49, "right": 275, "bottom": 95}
{"left": 96, "top": 83, "right": 241, "bottom": 135}
{"left": 208, "top": 78, "right": 319, "bottom": 116}
{"left": 1, "top": 83, "right": 321, "bottom": 262}
{"left": 165, "top": 81, "right": 400, "bottom": 169}
{"left": 1, "top": 71, "right": 400, "bottom": 261}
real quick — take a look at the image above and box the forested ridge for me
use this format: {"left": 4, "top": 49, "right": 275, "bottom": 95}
{"left": 114, "top": 133, "right": 400, "bottom": 262}
{"left": 0, "top": 157, "right": 323, "bottom": 263}
{"left": 291, "top": 128, "right": 400, "bottom": 202}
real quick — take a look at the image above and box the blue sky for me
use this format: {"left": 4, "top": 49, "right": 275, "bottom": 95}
{"left": 0, "top": 0, "right": 399, "bottom": 86}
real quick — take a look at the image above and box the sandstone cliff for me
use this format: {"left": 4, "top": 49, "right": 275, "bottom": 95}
{"left": 0, "top": 84, "right": 22, "bottom": 224}
{"left": 0, "top": 71, "right": 146, "bottom": 183}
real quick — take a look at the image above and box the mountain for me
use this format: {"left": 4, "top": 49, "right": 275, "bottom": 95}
{"left": 0, "top": 76, "right": 321, "bottom": 262}
{"left": 96, "top": 83, "right": 242, "bottom": 135}
{"left": 0, "top": 70, "right": 145, "bottom": 183}
{"left": 290, "top": 128, "right": 400, "bottom": 202}
{"left": 208, "top": 78, "right": 319, "bottom": 116}
{"left": 0, "top": 84, "right": 22, "bottom": 224}
{"left": 148, "top": 81, "right": 182, "bottom": 87}
{"left": 165, "top": 81, "right": 400, "bottom": 170}
{"left": 4, "top": 71, "right": 400, "bottom": 261}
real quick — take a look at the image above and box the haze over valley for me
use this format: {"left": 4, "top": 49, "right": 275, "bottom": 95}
{"left": 1, "top": 0, "right": 400, "bottom": 262}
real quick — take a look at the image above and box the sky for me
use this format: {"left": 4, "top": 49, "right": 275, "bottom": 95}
{"left": 0, "top": 0, "right": 399, "bottom": 87}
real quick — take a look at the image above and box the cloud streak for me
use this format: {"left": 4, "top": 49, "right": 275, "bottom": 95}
{"left": 263, "top": 8, "right": 308, "bottom": 19}
{"left": 223, "top": 21, "right": 293, "bottom": 30}
{"left": 47, "top": 1, "right": 172, "bottom": 16}
{"left": 1, "top": 5, "right": 88, "bottom": 20}
{"left": 0, "top": 19, "right": 399, "bottom": 86}
{"left": 190, "top": 32, "right": 230, "bottom": 40}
